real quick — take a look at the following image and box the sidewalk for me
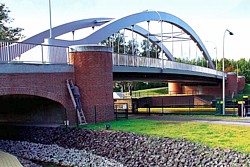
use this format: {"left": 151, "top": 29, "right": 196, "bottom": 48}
{"left": 193, "top": 119, "right": 250, "bottom": 126}
{"left": 131, "top": 114, "right": 250, "bottom": 126}
{"left": 0, "top": 151, "right": 22, "bottom": 167}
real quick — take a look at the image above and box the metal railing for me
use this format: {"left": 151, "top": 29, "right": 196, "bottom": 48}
{"left": 0, "top": 41, "right": 70, "bottom": 64}
{"left": 0, "top": 40, "right": 223, "bottom": 78}
{"left": 112, "top": 53, "right": 223, "bottom": 77}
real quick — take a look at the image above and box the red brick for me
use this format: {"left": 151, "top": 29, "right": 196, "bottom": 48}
{"left": 70, "top": 46, "right": 114, "bottom": 123}
{"left": 0, "top": 72, "right": 76, "bottom": 124}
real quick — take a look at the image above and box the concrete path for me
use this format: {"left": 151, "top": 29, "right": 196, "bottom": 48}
{"left": 193, "top": 120, "right": 250, "bottom": 126}
{"left": 131, "top": 114, "right": 250, "bottom": 126}
{"left": 0, "top": 151, "right": 22, "bottom": 167}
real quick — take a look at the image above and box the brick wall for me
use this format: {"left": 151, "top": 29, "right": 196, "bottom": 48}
{"left": 183, "top": 85, "right": 222, "bottom": 97}
{"left": 226, "top": 72, "right": 238, "bottom": 97}
{"left": 0, "top": 72, "right": 76, "bottom": 124}
{"left": 70, "top": 45, "right": 114, "bottom": 123}
{"left": 237, "top": 76, "right": 245, "bottom": 92}
{"left": 134, "top": 96, "right": 194, "bottom": 108}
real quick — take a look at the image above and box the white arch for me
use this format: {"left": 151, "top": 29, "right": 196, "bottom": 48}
{"left": 20, "top": 11, "right": 214, "bottom": 69}
{"left": 83, "top": 11, "right": 214, "bottom": 69}
{"left": 22, "top": 18, "right": 112, "bottom": 44}
{"left": 21, "top": 17, "right": 174, "bottom": 60}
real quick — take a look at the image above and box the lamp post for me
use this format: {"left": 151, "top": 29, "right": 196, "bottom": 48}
{"left": 222, "top": 29, "right": 234, "bottom": 115}
{"left": 49, "top": 0, "right": 53, "bottom": 38}
{"left": 205, "top": 41, "right": 217, "bottom": 70}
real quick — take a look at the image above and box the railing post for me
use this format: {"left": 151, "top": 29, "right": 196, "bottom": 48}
{"left": 67, "top": 47, "right": 70, "bottom": 64}
{"left": 134, "top": 55, "right": 136, "bottom": 67}
{"left": 126, "top": 54, "right": 128, "bottom": 66}
{"left": 161, "top": 97, "right": 164, "bottom": 116}
{"left": 118, "top": 53, "right": 120, "bottom": 66}
{"left": 7, "top": 41, "right": 11, "bottom": 62}
{"left": 41, "top": 45, "right": 44, "bottom": 63}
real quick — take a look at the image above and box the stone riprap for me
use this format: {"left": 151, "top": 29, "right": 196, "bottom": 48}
{"left": 0, "top": 126, "right": 249, "bottom": 166}
{"left": 0, "top": 140, "right": 123, "bottom": 167}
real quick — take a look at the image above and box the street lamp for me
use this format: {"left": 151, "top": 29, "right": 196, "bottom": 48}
{"left": 222, "top": 29, "right": 234, "bottom": 115}
{"left": 205, "top": 41, "right": 217, "bottom": 70}
{"left": 49, "top": 0, "right": 53, "bottom": 38}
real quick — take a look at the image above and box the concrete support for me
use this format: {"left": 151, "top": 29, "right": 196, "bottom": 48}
{"left": 168, "top": 82, "right": 182, "bottom": 95}
{"left": 183, "top": 85, "right": 221, "bottom": 97}
{"left": 70, "top": 45, "right": 114, "bottom": 123}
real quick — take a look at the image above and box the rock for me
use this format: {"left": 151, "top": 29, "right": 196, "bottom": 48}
{"left": 0, "top": 126, "right": 250, "bottom": 166}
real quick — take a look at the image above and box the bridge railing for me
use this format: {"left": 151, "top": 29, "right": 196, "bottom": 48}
{"left": 112, "top": 53, "right": 223, "bottom": 77}
{"left": 0, "top": 41, "right": 223, "bottom": 77}
{"left": 163, "top": 60, "right": 223, "bottom": 76}
{"left": 113, "top": 53, "right": 162, "bottom": 67}
{"left": 0, "top": 41, "right": 69, "bottom": 64}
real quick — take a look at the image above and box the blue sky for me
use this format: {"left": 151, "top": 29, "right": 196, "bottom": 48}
{"left": 2, "top": 0, "right": 250, "bottom": 60}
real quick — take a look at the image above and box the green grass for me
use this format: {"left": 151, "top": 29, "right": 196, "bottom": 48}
{"left": 82, "top": 118, "right": 250, "bottom": 153}
{"left": 235, "top": 83, "right": 250, "bottom": 100}
{"left": 132, "top": 87, "right": 168, "bottom": 97}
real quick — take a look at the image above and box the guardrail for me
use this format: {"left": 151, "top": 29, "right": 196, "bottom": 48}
{"left": 0, "top": 40, "right": 70, "bottom": 64}
{"left": 0, "top": 40, "right": 223, "bottom": 78}
{"left": 112, "top": 53, "right": 223, "bottom": 77}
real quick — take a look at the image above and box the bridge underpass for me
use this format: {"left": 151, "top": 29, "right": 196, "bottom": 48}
{"left": 0, "top": 95, "right": 66, "bottom": 125}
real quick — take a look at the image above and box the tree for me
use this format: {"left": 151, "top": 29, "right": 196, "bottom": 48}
{"left": 101, "top": 32, "right": 129, "bottom": 54}
{"left": 127, "top": 39, "right": 140, "bottom": 56}
{"left": 140, "top": 39, "right": 160, "bottom": 58}
{"left": 113, "top": 33, "right": 126, "bottom": 54}
{"left": 217, "top": 58, "right": 232, "bottom": 71}
{"left": 0, "top": 3, "right": 23, "bottom": 40}
{"left": 237, "top": 58, "right": 250, "bottom": 83}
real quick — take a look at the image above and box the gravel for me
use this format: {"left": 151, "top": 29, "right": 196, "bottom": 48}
{"left": 0, "top": 140, "right": 123, "bottom": 167}
{"left": 0, "top": 126, "right": 250, "bottom": 166}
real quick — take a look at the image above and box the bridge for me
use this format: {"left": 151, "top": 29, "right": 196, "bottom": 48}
{"left": 0, "top": 11, "right": 245, "bottom": 125}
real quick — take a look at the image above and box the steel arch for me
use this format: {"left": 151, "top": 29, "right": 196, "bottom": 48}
{"left": 22, "top": 18, "right": 113, "bottom": 44}
{"left": 22, "top": 18, "right": 174, "bottom": 61}
{"left": 22, "top": 11, "right": 214, "bottom": 69}
{"left": 77, "top": 11, "right": 214, "bottom": 69}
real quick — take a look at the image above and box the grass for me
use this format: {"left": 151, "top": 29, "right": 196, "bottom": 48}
{"left": 82, "top": 118, "right": 250, "bottom": 153}
{"left": 132, "top": 87, "right": 168, "bottom": 98}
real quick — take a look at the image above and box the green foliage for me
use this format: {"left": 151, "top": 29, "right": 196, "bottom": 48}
{"left": 140, "top": 39, "right": 159, "bottom": 58}
{"left": 217, "top": 58, "right": 250, "bottom": 82}
{"left": 176, "top": 56, "right": 250, "bottom": 83}
{"left": 0, "top": 3, "right": 24, "bottom": 40}
{"left": 83, "top": 117, "right": 250, "bottom": 153}
{"left": 243, "top": 84, "right": 250, "bottom": 93}
{"left": 175, "top": 57, "right": 209, "bottom": 67}
{"left": 233, "top": 83, "right": 250, "bottom": 100}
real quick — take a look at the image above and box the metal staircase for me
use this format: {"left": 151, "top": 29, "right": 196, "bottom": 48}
{"left": 66, "top": 79, "right": 87, "bottom": 125}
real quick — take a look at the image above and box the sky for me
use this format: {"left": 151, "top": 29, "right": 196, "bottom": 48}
{"left": 2, "top": 0, "right": 250, "bottom": 61}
